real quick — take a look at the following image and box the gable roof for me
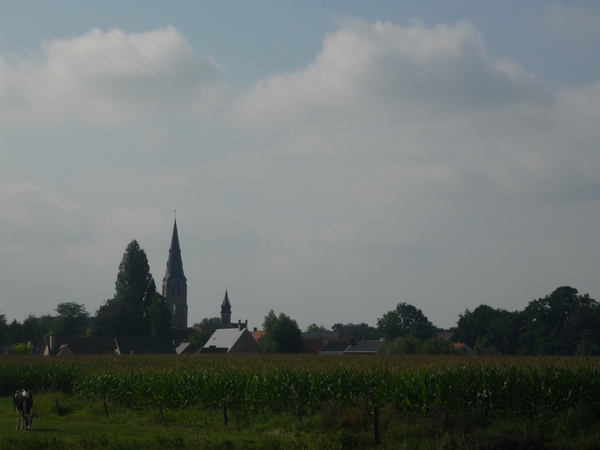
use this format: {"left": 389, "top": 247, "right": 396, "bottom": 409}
{"left": 344, "top": 340, "right": 386, "bottom": 354}
{"left": 176, "top": 342, "right": 198, "bottom": 355}
{"left": 201, "top": 328, "right": 261, "bottom": 354}
{"left": 41, "top": 337, "right": 117, "bottom": 356}
{"left": 454, "top": 342, "right": 477, "bottom": 355}
{"left": 319, "top": 340, "right": 351, "bottom": 354}
{"left": 115, "top": 337, "right": 176, "bottom": 355}
{"left": 303, "top": 338, "right": 326, "bottom": 353}
{"left": 301, "top": 331, "right": 341, "bottom": 340}
{"left": 251, "top": 330, "right": 266, "bottom": 341}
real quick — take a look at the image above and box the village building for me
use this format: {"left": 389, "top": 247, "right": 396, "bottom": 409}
{"left": 200, "top": 326, "right": 261, "bottom": 354}
{"left": 41, "top": 336, "right": 176, "bottom": 356}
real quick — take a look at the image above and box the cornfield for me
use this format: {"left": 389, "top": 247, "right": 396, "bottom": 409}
{"left": 2, "top": 355, "right": 599, "bottom": 419}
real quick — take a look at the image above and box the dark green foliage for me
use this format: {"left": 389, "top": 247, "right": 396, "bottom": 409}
{"left": 260, "top": 310, "right": 305, "bottom": 353}
{"left": 52, "top": 302, "right": 89, "bottom": 337}
{"left": 197, "top": 317, "right": 221, "bottom": 326}
{"left": 305, "top": 324, "right": 328, "bottom": 333}
{"left": 331, "top": 323, "right": 380, "bottom": 340}
{"left": 377, "top": 302, "right": 433, "bottom": 341}
{"left": 0, "top": 311, "right": 7, "bottom": 346}
{"left": 95, "top": 240, "right": 158, "bottom": 337}
{"left": 453, "top": 287, "right": 600, "bottom": 356}
{"left": 379, "top": 336, "right": 459, "bottom": 355}
{"left": 454, "top": 304, "right": 497, "bottom": 349}
{"left": 185, "top": 330, "right": 212, "bottom": 348}
{"left": 6, "top": 319, "right": 23, "bottom": 346}
{"left": 149, "top": 294, "right": 172, "bottom": 338}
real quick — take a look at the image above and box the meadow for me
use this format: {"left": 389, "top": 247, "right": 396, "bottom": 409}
{"left": 2, "top": 355, "right": 600, "bottom": 449}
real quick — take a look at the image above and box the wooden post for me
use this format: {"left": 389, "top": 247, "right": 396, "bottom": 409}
{"left": 103, "top": 399, "right": 109, "bottom": 418}
{"left": 55, "top": 399, "right": 60, "bottom": 414}
{"left": 373, "top": 405, "right": 380, "bottom": 445}
{"left": 296, "top": 405, "right": 302, "bottom": 422}
{"left": 222, "top": 402, "right": 228, "bottom": 426}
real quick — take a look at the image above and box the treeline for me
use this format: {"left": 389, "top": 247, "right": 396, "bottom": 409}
{"left": 1, "top": 237, "right": 598, "bottom": 358}
{"left": 453, "top": 286, "right": 600, "bottom": 355}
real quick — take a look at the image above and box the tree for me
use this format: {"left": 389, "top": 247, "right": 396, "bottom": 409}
{"left": 377, "top": 303, "right": 433, "bottom": 341}
{"left": 196, "top": 317, "right": 221, "bottom": 326}
{"left": 21, "top": 315, "right": 45, "bottom": 347}
{"left": 148, "top": 294, "right": 172, "bottom": 338}
{"left": 332, "top": 323, "right": 381, "bottom": 340}
{"left": 379, "top": 336, "right": 458, "bottom": 355}
{"left": 260, "top": 310, "right": 305, "bottom": 353}
{"left": 453, "top": 305, "right": 497, "bottom": 349}
{"left": 95, "top": 240, "right": 158, "bottom": 337}
{"left": 518, "top": 286, "right": 600, "bottom": 355}
{"left": 185, "top": 330, "right": 213, "bottom": 348}
{"left": 306, "top": 324, "right": 328, "bottom": 333}
{"left": 6, "top": 319, "right": 23, "bottom": 346}
{"left": 53, "top": 302, "right": 88, "bottom": 336}
{"left": 0, "top": 312, "right": 7, "bottom": 346}
{"left": 482, "top": 310, "right": 523, "bottom": 355}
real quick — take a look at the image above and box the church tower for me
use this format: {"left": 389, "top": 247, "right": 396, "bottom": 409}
{"left": 221, "top": 289, "right": 231, "bottom": 325}
{"left": 163, "top": 220, "right": 188, "bottom": 328}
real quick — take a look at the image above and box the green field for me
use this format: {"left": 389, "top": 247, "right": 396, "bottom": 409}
{"left": 2, "top": 355, "right": 600, "bottom": 449}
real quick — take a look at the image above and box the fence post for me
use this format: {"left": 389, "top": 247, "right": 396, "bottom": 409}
{"left": 223, "top": 402, "right": 228, "bottom": 426}
{"left": 103, "top": 399, "right": 109, "bottom": 418}
{"left": 55, "top": 399, "right": 60, "bottom": 414}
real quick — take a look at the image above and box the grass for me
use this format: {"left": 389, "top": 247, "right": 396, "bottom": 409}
{"left": 3, "top": 393, "right": 600, "bottom": 449}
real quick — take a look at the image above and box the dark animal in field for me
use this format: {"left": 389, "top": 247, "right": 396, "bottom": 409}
{"left": 13, "top": 389, "right": 34, "bottom": 431}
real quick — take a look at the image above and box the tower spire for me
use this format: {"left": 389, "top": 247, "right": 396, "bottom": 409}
{"left": 163, "top": 219, "right": 188, "bottom": 328}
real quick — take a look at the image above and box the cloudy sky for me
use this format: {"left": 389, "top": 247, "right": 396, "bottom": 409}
{"left": 1, "top": 1, "right": 600, "bottom": 330}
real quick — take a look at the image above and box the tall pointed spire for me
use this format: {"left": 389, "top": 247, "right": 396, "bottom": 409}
{"left": 163, "top": 219, "right": 188, "bottom": 328}
{"left": 164, "top": 219, "right": 187, "bottom": 283}
{"left": 221, "top": 289, "right": 232, "bottom": 325}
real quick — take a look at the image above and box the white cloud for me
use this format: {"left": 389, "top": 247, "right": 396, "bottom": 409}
{"left": 0, "top": 26, "right": 228, "bottom": 125}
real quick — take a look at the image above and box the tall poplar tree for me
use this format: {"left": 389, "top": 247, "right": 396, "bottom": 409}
{"left": 95, "top": 240, "right": 158, "bottom": 337}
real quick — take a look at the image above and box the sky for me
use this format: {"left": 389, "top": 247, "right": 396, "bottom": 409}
{"left": 1, "top": 1, "right": 600, "bottom": 331}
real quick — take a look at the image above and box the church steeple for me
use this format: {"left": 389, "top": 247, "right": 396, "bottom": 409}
{"left": 163, "top": 219, "right": 188, "bottom": 328}
{"left": 221, "top": 289, "right": 231, "bottom": 325}
{"left": 164, "top": 220, "right": 186, "bottom": 284}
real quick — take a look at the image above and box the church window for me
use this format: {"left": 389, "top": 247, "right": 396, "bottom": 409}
{"left": 172, "top": 304, "right": 177, "bottom": 315}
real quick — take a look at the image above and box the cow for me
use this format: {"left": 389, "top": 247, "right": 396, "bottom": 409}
{"left": 13, "top": 389, "right": 34, "bottom": 431}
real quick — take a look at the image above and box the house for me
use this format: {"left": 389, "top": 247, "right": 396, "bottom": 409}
{"left": 200, "top": 326, "right": 261, "bottom": 354}
{"left": 41, "top": 336, "right": 117, "bottom": 356}
{"left": 41, "top": 336, "right": 177, "bottom": 356}
{"left": 303, "top": 339, "right": 326, "bottom": 354}
{"left": 454, "top": 343, "right": 477, "bottom": 355}
{"left": 319, "top": 340, "right": 351, "bottom": 355}
{"left": 251, "top": 329, "right": 266, "bottom": 342}
{"left": 343, "top": 340, "right": 386, "bottom": 355}
{"left": 176, "top": 342, "right": 198, "bottom": 355}
{"left": 114, "top": 337, "right": 176, "bottom": 355}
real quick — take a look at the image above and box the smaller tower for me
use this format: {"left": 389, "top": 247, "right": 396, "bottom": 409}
{"left": 221, "top": 289, "right": 231, "bottom": 325}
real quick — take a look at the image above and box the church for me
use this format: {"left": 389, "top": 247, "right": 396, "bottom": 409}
{"left": 162, "top": 220, "right": 247, "bottom": 331}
